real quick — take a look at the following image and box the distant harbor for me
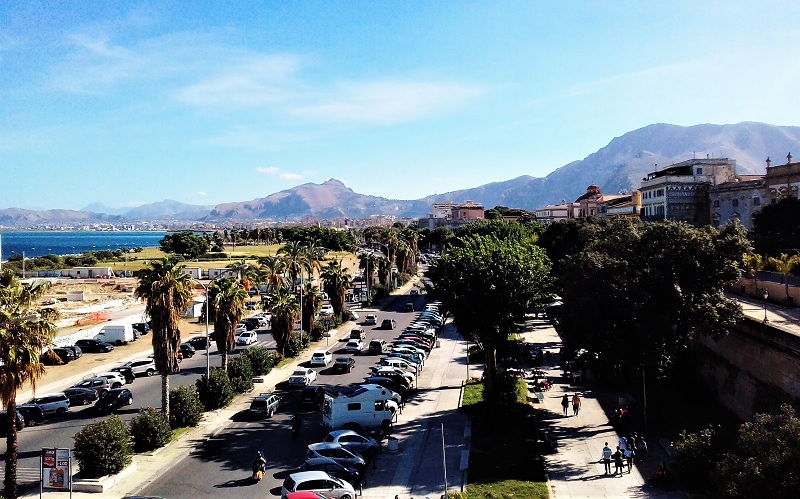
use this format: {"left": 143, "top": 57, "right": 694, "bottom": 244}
{"left": 0, "top": 231, "right": 168, "bottom": 260}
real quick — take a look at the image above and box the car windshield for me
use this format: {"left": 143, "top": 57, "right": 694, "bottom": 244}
{"left": 292, "top": 370, "right": 307, "bottom": 376}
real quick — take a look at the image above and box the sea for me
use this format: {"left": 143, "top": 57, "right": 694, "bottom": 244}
{"left": 0, "top": 231, "right": 169, "bottom": 260}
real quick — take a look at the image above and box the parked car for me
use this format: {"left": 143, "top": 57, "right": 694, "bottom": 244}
{"left": 381, "top": 319, "right": 397, "bottom": 330}
{"left": 187, "top": 336, "right": 211, "bottom": 350}
{"left": 305, "top": 443, "right": 366, "bottom": 473}
{"left": 403, "top": 302, "right": 414, "bottom": 312}
{"left": 26, "top": 393, "right": 70, "bottom": 415}
{"left": 43, "top": 347, "right": 75, "bottom": 365}
{"left": 179, "top": 343, "right": 196, "bottom": 358}
{"left": 332, "top": 357, "right": 355, "bottom": 374}
{"left": 235, "top": 323, "right": 247, "bottom": 335}
{"left": 361, "top": 377, "right": 409, "bottom": 402}
{"left": 301, "top": 457, "right": 362, "bottom": 488}
{"left": 322, "top": 429, "right": 380, "bottom": 458}
{"left": 132, "top": 322, "right": 150, "bottom": 335}
{"left": 242, "top": 317, "right": 261, "bottom": 330}
{"left": 299, "top": 385, "right": 326, "bottom": 411}
{"left": 371, "top": 367, "right": 415, "bottom": 386}
{"left": 410, "top": 289, "right": 419, "bottom": 296}
{"left": 63, "top": 387, "right": 99, "bottom": 406}
{"left": 96, "top": 388, "right": 133, "bottom": 413}
{"left": 17, "top": 404, "right": 46, "bottom": 426}
{"left": 248, "top": 392, "right": 282, "bottom": 418}
{"left": 281, "top": 470, "right": 356, "bottom": 499}
{"left": 96, "top": 372, "right": 126, "bottom": 389}
{"left": 237, "top": 331, "right": 258, "bottom": 346}
{"left": 0, "top": 411, "right": 25, "bottom": 435}
{"left": 310, "top": 350, "right": 332, "bottom": 366}
{"left": 74, "top": 339, "right": 114, "bottom": 353}
{"left": 364, "top": 314, "right": 378, "bottom": 325}
{"left": 349, "top": 329, "right": 366, "bottom": 341}
{"left": 344, "top": 339, "right": 363, "bottom": 353}
{"left": 319, "top": 304, "right": 334, "bottom": 316}
{"left": 121, "top": 358, "right": 157, "bottom": 377}
{"left": 289, "top": 368, "right": 318, "bottom": 387}
{"left": 63, "top": 345, "right": 82, "bottom": 359}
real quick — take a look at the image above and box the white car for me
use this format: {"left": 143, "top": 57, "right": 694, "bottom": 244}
{"left": 237, "top": 331, "right": 258, "bottom": 346}
{"left": 235, "top": 323, "right": 247, "bottom": 334}
{"left": 310, "top": 350, "right": 333, "bottom": 366}
{"left": 288, "top": 368, "right": 317, "bottom": 386}
{"left": 96, "top": 372, "right": 126, "bottom": 389}
{"left": 319, "top": 304, "right": 334, "bottom": 315}
{"left": 345, "top": 339, "right": 364, "bottom": 353}
{"left": 365, "top": 314, "right": 378, "bottom": 325}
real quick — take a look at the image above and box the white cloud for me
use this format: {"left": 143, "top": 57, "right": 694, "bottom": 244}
{"left": 175, "top": 55, "right": 302, "bottom": 106}
{"left": 280, "top": 172, "right": 302, "bottom": 180}
{"left": 256, "top": 166, "right": 279, "bottom": 174}
{"left": 196, "top": 191, "right": 207, "bottom": 197}
{"left": 291, "top": 81, "right": 485, "bottom": 125}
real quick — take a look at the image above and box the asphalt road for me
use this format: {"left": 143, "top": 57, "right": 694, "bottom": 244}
{"left": 4, "top": 325, "right": 279, "bottom": 482}
{"left": 138, "top": 292, "right": 429, "bottom": 499}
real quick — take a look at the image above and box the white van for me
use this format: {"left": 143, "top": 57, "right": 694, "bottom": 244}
{"left": 322, "top": 385, "right": 399, "bottom": 430}
{"left": 94, "top": 324, "right": 135, "bottom": 346}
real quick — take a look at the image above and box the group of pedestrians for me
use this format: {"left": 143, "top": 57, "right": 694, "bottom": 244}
{"left": 600, "top": 433, "right": 647, "bottom": 476}
{"left": 560, "top": 393, "right": 582, "bottom": 416}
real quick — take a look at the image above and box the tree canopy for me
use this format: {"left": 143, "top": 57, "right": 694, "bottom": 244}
{"left": 750, "top": 197, "right": 800, "bottom": 256}
{"left": 557, "top": 219, "right": 751, "bottom": 380}
{"left": 426, "top": 234, "right": 552, "bottom": 394}
{"left": 159, "top": 231, "right": 210, "bottom": 259}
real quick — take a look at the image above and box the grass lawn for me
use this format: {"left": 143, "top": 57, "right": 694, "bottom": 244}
{"left": 459, "top": 378, "right": 549, "bottom": 499}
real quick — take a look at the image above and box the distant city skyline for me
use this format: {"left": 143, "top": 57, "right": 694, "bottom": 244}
{"left": 3, "top": 1, "right": 799, "bottom": 211}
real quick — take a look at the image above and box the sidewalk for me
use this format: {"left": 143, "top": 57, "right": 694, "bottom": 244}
{"left": 517, "top": 317, "right": 686, "bottom": 499}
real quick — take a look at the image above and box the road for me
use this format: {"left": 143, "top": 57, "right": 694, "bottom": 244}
{"left": 3, "top": 325, "right": 279, "bottom": 483}
{"left": 138, "top": 292, "right": 430, "bottom": 498}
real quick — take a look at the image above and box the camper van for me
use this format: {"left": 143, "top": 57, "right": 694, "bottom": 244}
{"left": 94, "top": 324, "right": 135, "bottom": 346}
{"left": 321, "top": 385, "right": 399, "bottom": 431}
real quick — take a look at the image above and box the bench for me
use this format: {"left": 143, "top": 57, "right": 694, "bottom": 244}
{"left": 542, "top": 430, "right": 558, "bottom": 451}
{"left": 527, "top": 392, "right": 545, "bottom": 404}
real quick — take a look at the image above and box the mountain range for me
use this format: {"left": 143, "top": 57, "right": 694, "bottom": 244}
{"left": 2, "top": 122, "right": 799, "bottom": 226}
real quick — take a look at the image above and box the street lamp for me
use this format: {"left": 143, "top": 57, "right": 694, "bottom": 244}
{"left": 191, "top": 273, "right": 231, "bottom": 383}
{"left": 763, "top": 289, "right": 769, "bottom": 323}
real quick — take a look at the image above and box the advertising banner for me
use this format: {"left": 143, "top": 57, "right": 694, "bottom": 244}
{"left": 41, "top": 448, "right": 71, "bottom": 489}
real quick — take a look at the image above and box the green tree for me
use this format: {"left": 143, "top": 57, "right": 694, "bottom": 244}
{"left": 209, "top": 277, "right": 248, "bottom": 371}
{"left": 159, "top": 231, "right": 210, "bottom": 259}
{"left": 268, "top": 286, "right": 300, "bottom": 357}
{"left": 134, "top": 258, "right": 192, "bottom": 418}
{"left": 257, "top": 255, "right": 288, "bottom": 294}
{"left": 278, "top": 241, "right": 309, "bottom": 287}
{"left": 714, "top": 404, "right": 800, "bottom": 498}
{"left": 767, "top": 253, "right": 800, "bottom": 305}
{"left": 743, "top": 253, "right": 764, "bottom": 295}
{"left": 750, "top": 196, "right": 800, "bottom": 256}
{"left": 0, "top": 270, "right": 57, "bottom": 498}
{"left": 321, "top": 260, "right": 353, "bottom": 317}
{"left": 558, "top": 220, "right": 751, "bottom": 383}
{"left": 426, "top": 235, "right": 552, "bottom": 395}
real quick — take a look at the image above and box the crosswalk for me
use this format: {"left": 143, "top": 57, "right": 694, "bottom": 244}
{"left": 0, "top": 467, "right": 41, "bottom": 484}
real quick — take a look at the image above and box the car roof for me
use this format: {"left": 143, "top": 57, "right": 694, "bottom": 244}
{"left": 308, "top": 442, "right": 347, "bottom": 451}
{"left": 327, "top": 429, "right": 361, "bottom": 438}
{"left": 288, "top": 470, "right": 331, "bottom": 481}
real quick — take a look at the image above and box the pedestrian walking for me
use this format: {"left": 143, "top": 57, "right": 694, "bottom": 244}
{"left": 561, "top": 394, "right": 569, "bottom": 416}
{"left": 572, "top": 393, "right": 581, "bottom": 416}
{"left": 613, "top": 446, "right": 624, "bottom": 475}
{"left": 624, "top": 446, "right": 635, "bottom": 473}
{"left": 619, "top": 435, "right": 627, "bottom": 451}
{"left": 601, "top": 442, "right": 612, "bottom": 474}
{"left": 638, "top": 436, "right": 648, "bottom": 462}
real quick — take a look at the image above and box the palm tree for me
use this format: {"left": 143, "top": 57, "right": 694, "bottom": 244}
{"left": 258, "top": 255, "right": 289, "bottom": 293}
{"left": 743, "top": 253, "right": 764, "bottom": 296}
{"left": 0, "top": 270, "right": 57, "bottom": 498}
{"left": 209, "top": 278, "right": 248, "bottom": 371}
{"left": 321, "top": 260, "right": 353, "bottom": 317}
{"left": 278, "top": 241, "right": 309, "bottom": 289}
{"left": 358, "top": 251, "right": 378, "bottom": 301}
{"left": 769, "top": 253, "right": 800, "bottom": 305}
{"left": 134, "top": 258, "right": 192, "bottom": 418}
{"left": 268, "top": 286, "right": 300, "bottom": 357}
{"left": 301, "top": 282, "right": 323, "bottom": 333}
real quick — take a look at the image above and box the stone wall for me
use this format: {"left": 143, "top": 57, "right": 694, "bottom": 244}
{"left": 693, "top": 317, "right": 800, "bottom": 420}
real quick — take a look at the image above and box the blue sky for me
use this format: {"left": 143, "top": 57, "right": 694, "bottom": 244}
{"left": 2, "top": 1, "right": 799, "bottom": 211}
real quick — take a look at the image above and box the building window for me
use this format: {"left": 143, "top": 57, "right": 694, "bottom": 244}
{"left": 753, "top": 197, "right": 761, "bottom": 206}
{"left": 732, "top": 199, "right": 739, "bottom": 207}
{"left": 696, "top": 168, "right": 703, "bottom": 175}
{"left": 713, "top": 200, "right": 720, "bottom": 207}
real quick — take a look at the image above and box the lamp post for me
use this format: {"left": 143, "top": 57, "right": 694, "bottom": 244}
{"left": 763, "top": 289, "right": 769, "bottom": 323}
{"left": 191, "top": 273, "right": 231, "bottom": 383}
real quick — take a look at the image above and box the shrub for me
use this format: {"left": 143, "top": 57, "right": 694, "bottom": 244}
{"left": 371, "top": 283, "right": 389, "bottom": 301}
{"left": 244, "top": 347, "right": 278, "bottom": 376}
{"left": 228, "top": 355, "right": 254, "bottom": 394}
{"left": 169, "top": 385, "right": 204, "bottom": 428}
{"left": 73, "top": 415, "right": 133, "bottom": 478}
{"left": 310, "top": 324, "right": 325, "bottom": 342}
{"left": 196, "top": 368, "right": 234, "bottom": 410}
{"left": 129, "top": 407, "right": 172, "bottom": 453}
{"left": 674, "top": 425, "right": 727, "bottom": 490}
{"left": 397, "top": 272, "right": 412, "bottom": 285}
{"left": 285, "top": 331, "right": 310, "bottom": 357}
